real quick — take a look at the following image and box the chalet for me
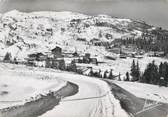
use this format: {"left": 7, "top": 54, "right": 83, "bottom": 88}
{"left": 105, "top": 56, "right": 116, "bottom": 60}
{"left": 26, "top": 52, "right": 47, "bottom": 66}
{"left": 148, "top": 51, "right": 165, "bottom": 57}
{"left": 154, "top": 52, "right": 165, "bottom": 57}
{"left": 25, "top": 57, "right": 36, "bottom": 66}
{"left": 105, "top": 33, "right": 113, "bottom": 40}
{"left": 77, "top": 38, "right": 86, "bottom": 42}
{"left": 72, "top": 52, "right": 79, "bottom": 57}
{"left": 62, "top": 53, "right": 73, "bottom": 58}
{"left": 51, "top": 46, "right": 62, "bottom": 58}
{"left": 90, "top": 38, "right": 102, "bottom": 46}
{"left": 90, "top": 58, "right": 98, "bottom": 65}
{"left": 73, "top": 59, "right": 80, "bottom": 63}
{"left": 120, "top": 54, "right": 127, "bottom": 59}
{"left": 159, "top": 77, "right": 167, "bottom": 86}
{"left": 83, "top": 53, "right": 91, "bottom": 63}
{"left": 78, "top": 53, "right": 98, "bottom": 64}
{"left": 135, "top": 56, "right": 143, "bottom": 59}
{"left": 63, "top": 51, "right": 79, "bottom": 58}
{"left": 90, "top": 38, "right": 99, "bottom": 43}
{"left": 28, "top": 52, "right": 46, "bottom": 61}
{"left": 45, "top": 58, "right": 65, "bottom": 70}
{"left": 46, "top": 28, "right": 52, "bottom": 32}
{"left": 73, "top": 57, "right": 84, "bottom": 63}
{"left": 45, "top": 28, "right": 53, "bottom": 36}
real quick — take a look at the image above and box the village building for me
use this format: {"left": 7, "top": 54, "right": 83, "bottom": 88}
{"left": 26, "top": 52, "right": 47, "bottom": 67}
{"left": 46, "top": 46, "right": 65, "bottom": 69}
{"left": 26, "top": 46, "right": 66, "bottom": 69}
{"left": 148, "top": 51, "right": 165, "bottom": 57}
{"left": 72, "top": 51, "right": 79, "bottom": 57}
{"left": 90, "top": 58, "right": 98, "bottom": 65}
{"left": 28, "top": 52, "right": 46, "bottom": 61}
{"left": 77, "top": 38, "right": 86, "bottom": 42}
{"left": 51, "top": 46, "right": 62, "bottom": 58}
{"left": 45, "top": 58, "right": 65, "bottom": 70}
{"left": 83, "top": 53, "right": 91, "bottom": 64}
{"left": 90, "top": 38, "right": 102, "bottom": 46}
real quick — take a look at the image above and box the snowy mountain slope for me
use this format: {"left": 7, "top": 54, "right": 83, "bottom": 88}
{"left": 0, "top": 10, "right": 153, "bottom": 60}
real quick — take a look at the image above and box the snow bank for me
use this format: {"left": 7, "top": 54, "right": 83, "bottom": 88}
{"left": 0, "top": 63, "right": 66, "bottom": 109}
{"left": 114, "top": 81, "right": 168, "bottom": 104}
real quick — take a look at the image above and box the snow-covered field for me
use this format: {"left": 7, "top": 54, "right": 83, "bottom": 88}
{"left": 113, "top": 81, "right": 168, "bottom": 104}
{"left": 0, "top": 63, "right": 129, "bottom": 117}
{"left": 105, "top": 56, "right": 168, "bottom": 76}
{"left": 79, "top": 56, "right": 168, "bottom": 80}
{"left": 0, "top": 63, "right": 66, "bottom": 109}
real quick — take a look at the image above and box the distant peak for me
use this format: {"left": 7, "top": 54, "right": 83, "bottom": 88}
{"left": 3, "top": 9, "right": 22, "bottom": 18}
{"left": 5, "top": 9, "right": 20, "bottom": 15}
{"left": 97, "top": 14, "right": 111, "bottom": 18}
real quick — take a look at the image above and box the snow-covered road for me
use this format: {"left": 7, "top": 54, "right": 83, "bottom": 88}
{"left": 0, "top": 63, "right": 129, "bottom": 117}
{"left": 39, "top": 72, "right": 129, "bottom": 117}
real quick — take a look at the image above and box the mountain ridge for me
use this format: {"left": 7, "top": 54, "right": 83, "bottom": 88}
{"left": 0, "top": 10, "right": 155, "bottom": 60}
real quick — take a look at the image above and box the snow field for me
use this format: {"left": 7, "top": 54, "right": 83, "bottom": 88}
{"left": 113, "top": 81, "right": 168, "bottom": 104}
{"left": 0, "top": 63, "right": 66, "bottom": 109}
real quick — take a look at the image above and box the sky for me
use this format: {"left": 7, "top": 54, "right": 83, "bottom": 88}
{"left": 0, "top": 0, "right": 168, "bottom": 29}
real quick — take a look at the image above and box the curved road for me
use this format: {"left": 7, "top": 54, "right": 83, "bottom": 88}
{"left": 39, "top": 72, "right": 128, "bottom": 117}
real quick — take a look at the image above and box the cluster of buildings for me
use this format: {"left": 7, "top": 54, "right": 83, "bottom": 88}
{"left": 25, "top": 46, "right": 98, "bottom": 69}
{"left": 147, "top": 51, "right": 165, "bottom": 57}
{"left": 73, "top": 53, "right": 98, "bottom": 65}
{"left": 25, "top": 46, "right": 65, "bottom": 69}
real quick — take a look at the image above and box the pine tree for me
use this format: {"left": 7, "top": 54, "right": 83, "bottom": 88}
{"left": 109, "top": 69, "right": 113, "bottom": 79}
{"left": 163, "top": 62, "right": 168, "bottom": 86}
{"left": 125, "top": 72, "right": 130, "bottom": 81}
{"left": 142, "top": 61, "right": 159, "bottom": 85}
{"left": 70, "top": 60, "right": 77, "bottom": 72}
{"left": 98, "top": 31, "right": 103, "bottom": 38}
{"left": 130, "top": 60, "right": 137, "bottom": 81}
{"left": 142, "top": 65, "right": 151, "bottom": 83}
{"left": 118, "top": 73, "right": 121, "bottom": 81}
{"left": 136, "top": 61, "right": 141, "bottom": 81}
{"left": 3, "top": 52, "right": 12, "bottom": 62}
{"left": 89, "top": 68, "right": 94, "bottom": 77}
{"left": 130, "top": 60, "right": 141, "bottom": 81}
{"left": 159, "top": 62, "right": 164, "bottom": 77}
{"left": 103, "top": 70, "right": 108, "bottom": 79}
{"left": 98, "top": 69, "right": 102, "bottom": 78}
{"left": 151, "top": 61, "right": 160, "bottom": 84}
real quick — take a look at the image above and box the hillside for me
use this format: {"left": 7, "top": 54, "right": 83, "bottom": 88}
{"left": 0, "top": 10, "right": 153, "bottom": 60}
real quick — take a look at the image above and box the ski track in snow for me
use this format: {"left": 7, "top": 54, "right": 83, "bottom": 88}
{"left": 39, "top": 70, "right": 129, "bottom": 117}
